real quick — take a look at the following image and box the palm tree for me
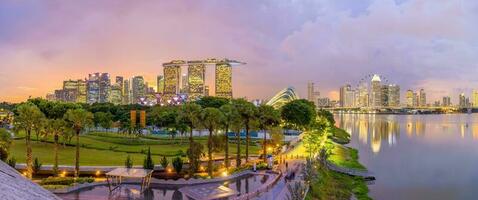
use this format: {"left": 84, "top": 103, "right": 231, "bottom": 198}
{"left": 257, "top": 105, "right": 281, "bottom": 162}
{"left": 219, "top": 104, "right": 241, "bottom": 169}
{"left": 46, "top": 119, "right": 67, "bottom": 175}
{"left": 64, "top": 108, "right": 93, "bottom": 177}
{"left": 234, "top": 99, "right": 257, "bottom": 162}
{"left": 14, "top": 103, "right": 45, "bottom": 179}
{"left": 177, "top": 103, "right": 201, "bottom": 175}
{"left": 200, "top": 107, "right": 224, "bottom": 177}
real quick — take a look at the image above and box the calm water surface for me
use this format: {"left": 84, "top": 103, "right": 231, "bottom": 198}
{"left": 335, "top": 114, "right": 478, "bottom": 200}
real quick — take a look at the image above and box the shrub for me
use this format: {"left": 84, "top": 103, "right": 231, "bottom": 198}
{"left": 125, "top": 155, "right": 133, "bottom": 168}
{"left": 143, "top": 147, "right": 154, "bottom": 170}
{"left": 160, "top": 156, "right": 169, "bottom": 169}
{"left": 40, "top": 177, "right": 94, "bottom": 186}
{"left": 172, "top": 157, "right": 183, "bottom": 173}
{"left": 7, "top": 157, "right": 16, "bottom": 168}
{"left": 33, "top": 158, "right": 42, "bottom": 175}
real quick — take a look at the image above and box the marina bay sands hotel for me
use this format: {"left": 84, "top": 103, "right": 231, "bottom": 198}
{"left": 162, "top": 58, "right": 245, "bottom": 101}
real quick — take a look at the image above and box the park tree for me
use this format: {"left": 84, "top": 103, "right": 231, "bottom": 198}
{"left": 65, "top": 108, "right": 93, "bottom": 177}
{"left": 14, "top": 102, "right": 45, "bottom": 179}
{"left": 46, "top": 119, "right": 67, "bottom": 174}
{"left": 281, "top": 99, "right": 316, "bottom": 130}
{"left": 186, "top": 140, "right": 204, "bottom": 175}
{"left": 257, "top": 105, "right": 281, "bottom": 162}
{"left": 150, "top": 106, "right": 178, "bottom": 138}
{"left": 219, "top": 103, "right": 241, "bottom": 169}
{"left": 0, "top": 128, "right": 12, "bottom": 161}
{"left": 199, "top": 107, "right": 224, "bottom": 177}
{"left": 233, "top": 99, "right": 257, "bottom": 162}
{"left": 94, "top": 112, "right": 113, "bottom": 131}
{"left": 195, "top": 96, "right": 229, "bottom": 109}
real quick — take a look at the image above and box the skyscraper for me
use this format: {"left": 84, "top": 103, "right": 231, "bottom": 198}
{"left": 344, "top": 89, "right": 356, "bottom": 107}
{"left": 63, "top": 79, "right": 86, "bottom": 103}
{"left": 87, "top": 73, "right": 100, "bottom": 104}
{"left": 307, "top": 81, "right": 320, "bottom": 106}
{"left": 381, "top": 85, "right": 389, "bottom": 107}
{"left": 442, "top": 96, "right": 451, "bottom": 107}
{"left": 358, "top": 82, "right": 369, "bottom": 107}
{"left": 472, "top": 90, "right": 478, "bottom": 108}
{"left": 188, "top": 62, "right": 206, "bottom": 100}
{"left": 156, "top": 75, "right": 164, "bottom": 94}
{"left": 181, "top": 73, "right": 188, "bottom": 94}
{"left": 108, "top": 83, "right": 123, "bottom": 105}
{"left": 419, "top": 89, "right": 426, "bottom": 107}
{"left": 123, "top": 79, "right": 131, "bottom": 104}
{"left": 370, "top": 74, "right": 382, "bottom": 108}
{"left": 132, "top": 76, "right": 145, "bottom": 104}
{"left": 339, "top": 84, "right": 351, "bottom": 107}
{"left": 406, "top": 90, "right": 414, "bottom": 107}
{"left": 163, "top": 61, "right": 182, "bottom": 101}
{"left": 215, "top": 62, "right": 233, "bottom": 99}
{"left": 388, "top": 84, "right": 400, "bottom": 107}
{"left": 459, "top": 93, "right": 467, "bottom": 108}
{"left": 98, "top": 73, "right": 111, "bottom": 103}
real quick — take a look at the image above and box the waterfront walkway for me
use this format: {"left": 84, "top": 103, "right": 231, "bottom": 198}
{"left": 325, "top": 160, "right": 375, "bottom": 180}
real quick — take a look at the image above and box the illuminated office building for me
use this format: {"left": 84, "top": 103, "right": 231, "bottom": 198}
{"left": 472, "top": 90, "right": 478, "bottom": 108}
{"left": 132, "top": 76, "right": 145, "bottom": 104}
{"left": 459, "top": 93, "right": 467, "bottom": 108}
{"left": 442, "top": 96, "right": 451, "bottom": 107}
{"left": 381, "top": 85, "right": 389, "bottom": 107}
{"left": 116, "top": 76, "right": 124, "bottom": 96}
{"left": 98, "top": 73, "right": 111, "bottom": 103}
{"left": 358, "top": 82, "right": 369, "bottom": 107}
{"left": 187, "top": 62, "right": 206, "bottom": 100}
{"left": 163, "top": 60, "right": 182, "bottom": 101}
{"left": 419, "top": 89, "right": 426, "bottom": 107}
{"left": 388, "top": 84, "right": 400, "bottom": 107}
{"left": 123, "top": 79, "right": 131, "bottom": 104}
{"left": 406, "top": 90, "right": 414, "bottom": 107}
{"left": 339, "top": 84, "right": 351, "bottom": 107}
{"left": 215, "top": 62, "right": 233, "bottom": 99}
{"left": 87, "top": 73, "right": 100, "bottom": 104}
{"left": 63, "top": 79, "right": 86, "bottom": 103}
{"left": 108, "top": 83, "right": 123, "bottom": 105}
{"left": 307, "top": 81, "right": 320, "bottom": 106}
{"left": 181, "top": 73, "right": 188, "bottom": 94}
{"left": 370, "top": 74, "right": 382, "bottom": 108}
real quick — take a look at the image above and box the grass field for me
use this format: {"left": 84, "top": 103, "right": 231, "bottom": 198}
{"left": 10, "top": 131, "right": 262, "bottom": 166}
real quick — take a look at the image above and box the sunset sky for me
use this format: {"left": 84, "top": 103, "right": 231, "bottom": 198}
{"left": 1, "top": 0, "right": 478, "bottom": 103}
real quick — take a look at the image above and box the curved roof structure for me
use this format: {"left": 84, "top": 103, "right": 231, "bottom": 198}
{"left": 266, "top": 87, "right": 300, "bottom": 108}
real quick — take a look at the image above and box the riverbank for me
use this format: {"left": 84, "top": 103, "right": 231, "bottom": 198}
{"left": 305, "top": 127, "right": 371, "bottom": 200}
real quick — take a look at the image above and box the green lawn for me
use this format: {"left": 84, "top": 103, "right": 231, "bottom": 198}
{"left": 328, "top": 144, "right": 366, "bottom": 170}
{"left": 10, "top": 131, "right": 261, "bottom": 166}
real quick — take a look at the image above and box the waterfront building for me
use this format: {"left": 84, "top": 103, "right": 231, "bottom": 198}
{"left": 188, "top": 62, "right": 206, "bottom": 100}
{"left": 388, "top": 84, "right": 400, "bottom": 107}
{"left": 344, "top": 89, "right": 356, "bottom": 108}
{"left": 317, "top": 98, "right": 331, "bottom": 108}
{"left": 358, "top": 82, "right": 369, "bottom": 107}
{"left": 406, "top": 90, "right": 414, "bottom": 107}
{"left": 370, "top": 74, "right": 382, "bottom": 108}
{"left": 459, "top": 93, "right": 466, "bottom": 108}
{"left": 340, "top": 84, "right": 352, "bottom": 107}
{"left": 163, "top": 60, "right": 182, "bottom": 101}
{"left": 419, "top": 89, "right": 426, "bottom": 107}
{"left": 434, "top": 101, "right": 441, "bottom": 107}
{"left": 215, "top": 62, "right": 233, "bottom": 99}
{"left": 132, "top": 76, "right": 145, "bottom": 104}
{"left": 307, "top": 81, "right": 320, "bottom": 105}
{"left": 381, "top": 85, "right": 389, "bottom": 107}
{"left": 413, "top": 92, "right": 419, "bottom": 107}
{"left": 98, "top": 73, "right": 110, "bottom": 103}
{"left": 181, "top": 73, "right": 188, "bottom": 94}
{"left": 472, "top": 90, "right": 478, "bottom": 108}
{"left": 156, "top": 75, "right": 164, "bottom": 94}
{"left": 442, "top": 96, "right": 451, "bottom": 107}
{"left": 87, "top": 73, "right": 100, "bottom": 104}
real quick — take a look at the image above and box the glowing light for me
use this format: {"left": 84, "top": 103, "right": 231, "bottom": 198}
{"left": 199, "top": 166, "right": 205, "bottom": 171}
{"left": 22, "top": 172, "right": 27, "bottom": 176}
{"left": 167, "top": 168, "right": 172, "bottom": 173}
{"left": 95, "top": 170, "right": 101, "bottom": 176}
{"left": 221, "top": 171, "right": 228, "bottom": 177}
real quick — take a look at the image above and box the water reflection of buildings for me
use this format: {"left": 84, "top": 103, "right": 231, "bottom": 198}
{"left": 405, "top": 116, "right": 426, "bottom": 137}
{"left": 336, "top": 114, "right": 400, "bottom": 154}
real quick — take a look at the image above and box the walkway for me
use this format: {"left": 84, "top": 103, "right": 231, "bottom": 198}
{"left": 325, "top": 160, "right": 375, "bottom": 180}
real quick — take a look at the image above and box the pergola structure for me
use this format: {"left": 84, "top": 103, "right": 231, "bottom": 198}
{"left": 105, "top": 168, "right": 153, "bottom": 192}
{"left": 179, "top": 183, "right": 238, "bottom": 200}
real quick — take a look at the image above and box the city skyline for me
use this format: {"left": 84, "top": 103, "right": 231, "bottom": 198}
{"left": 2, "top": 1, "right": 478, "bottom": 103}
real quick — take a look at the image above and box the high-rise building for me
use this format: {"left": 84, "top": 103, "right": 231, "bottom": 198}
{"left": 55, "top": 89, "right": 77, "bottom": 102}
{"left": 307, "top": 81, "right": 320, "bottom": 106}
{"left": 181, "top": 73, "right": 188, "bottom": 94}
{"left": 381, "top": 85, "right": 389, "bottom": 107}
{"left": 339, "top": 84, "right": 351, "bottom": 107}
{"left": 344, "top": 89, "right": 356, "bottom": 107}
{"left": 406, "top": 90, "right": 414, "bottom": 107}
{"left": 98, "top": 73, "right": 111, "bottom": 103}
{"left": 163, "top": 61, "right": 182, "bottom": 101}
{"left": 419, "top": 89, "right": 426, "bottom": 107}
{"left": 472, "top": 90, "right": 478, "bottom": 108}
{"left": 87, "top": 73, "right": 100, "bottom": 104}
{"left": 115, "top": 76, "right": 124, "bottom": 98}
{"left": 317, "top": 98, "right": 331, "bottom": 108}
{"left": 123, "top": 79, "right": 131, "bottom": 104}
{"left": 156, "top": 75, "right": 164, "bottom": 94}
{"left": 413, "top": 92, "right": 419, "bottom": 107}
{"left": 442, "top": 96, "right": 451, "bottom": 107}
{"left": 459, "top": 93, "right": 467, "bottom": 108}
{"left": 358, "top": 82, "right": 369, "bottom": 107}
{"left": 215, "top": 62, "right": 233, "bottom": 99}
{"left": 63, "top": 79, "right": 86, "bottom": 103}
{"left": 132, "top": 76, "right": 145, "bottom": 104}
{"left": 46, "top": 93, "right": 56, "bottom": 101}
{"left": 108, "top": 83, "right": 123, "bottom": 105}
{"left": 204, "top": 85, "right": 210, "bottom": 97}
{"left": 370, "top": 74, "right": 382, "bottom": 108}
{"left": 388, "top": 84, "right": 400, "bottom": 107}
{"left": 188, "top": 63, "right": 206, "bottom": 100}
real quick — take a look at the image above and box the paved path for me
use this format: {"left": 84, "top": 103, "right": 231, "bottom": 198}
{"left": 325, "top": 160, "right": 375, "bottom": 180}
